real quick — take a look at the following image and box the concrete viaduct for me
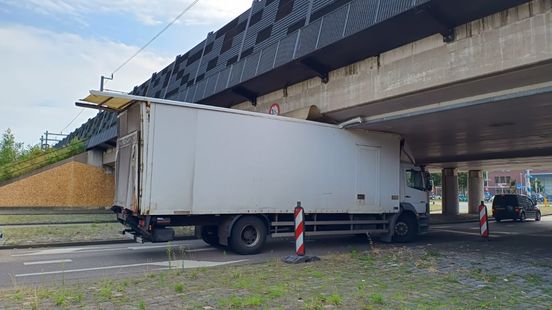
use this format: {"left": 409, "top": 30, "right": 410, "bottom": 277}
{"left": 65, "top": 0, "right": 552, "bottom": 216}
{"left": 229, "top": 0, "right": 552, "bottom": 215}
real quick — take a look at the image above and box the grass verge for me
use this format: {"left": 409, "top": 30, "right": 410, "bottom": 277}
{"left": 0, "top": 223, "right": 125, "bottom": 245}
{"left": 0, "top": 223, "right": 194, "bottom": 246}
{"left": 0, "top": 213, "right": 116, "bottom": 225}
{"left": 1, "top": 247, "right": 550, "bottom": 309}
{"left": 538, "top": 204, "right": 552, "bottom": 216}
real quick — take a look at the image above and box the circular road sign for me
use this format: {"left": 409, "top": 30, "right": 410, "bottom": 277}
{"left": 269, "top": 103, "right": 280, "bottom": 115}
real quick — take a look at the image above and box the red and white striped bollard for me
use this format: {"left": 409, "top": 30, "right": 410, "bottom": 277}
{"left": 479, "top": 201, "right": 489, "bottom": 239}
{"left": 294, "top": 201, "right": 305, "bottom": 256}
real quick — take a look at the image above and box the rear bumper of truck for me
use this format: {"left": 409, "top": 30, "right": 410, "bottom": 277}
{"left": 112, "top": 206, "right": 176, "bottom": 242}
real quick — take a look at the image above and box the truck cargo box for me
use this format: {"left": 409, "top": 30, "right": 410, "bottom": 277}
{"left": 79, "top": 91, "right": 430, "bottom": 252}
{"left": 110, "top": 93, "right": 401, "bottom": 216}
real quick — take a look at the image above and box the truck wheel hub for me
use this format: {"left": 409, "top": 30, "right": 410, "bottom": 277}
{"left": 241, "top": 225, "right": 259, "bottom": 246}
{"left": 395, "top": 222, "right": 408, "bottom": 236}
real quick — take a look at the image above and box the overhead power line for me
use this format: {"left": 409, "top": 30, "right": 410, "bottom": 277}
{"left": 111, "top": 0, "right": 202, "bottom": 76}
{"left": 61, "top": 108, "right": 85, "bottom": 134}
{"left": 63, "top": 0, "right": 201, "bottom": 135}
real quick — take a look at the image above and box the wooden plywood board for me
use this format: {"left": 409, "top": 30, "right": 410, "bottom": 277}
{"left": 0, "top": 162, "right": 115, "bottom": 208}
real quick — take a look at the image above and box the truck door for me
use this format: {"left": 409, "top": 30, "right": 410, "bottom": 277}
{"left": 403, "top": 168, "right": 427, "bottom": 213}
{"left": 115, "top": 131, "right": 139, "bottom": 213}
{"left": 356, "top": 145, "right": 381, "bottom": 207}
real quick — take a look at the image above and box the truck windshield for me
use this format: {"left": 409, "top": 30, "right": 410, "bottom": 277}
{"left": 406, "top": 170, "right": 425, "bottom": 191}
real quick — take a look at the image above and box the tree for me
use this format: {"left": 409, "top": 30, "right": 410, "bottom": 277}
{"left": 458, "top": 172, "right": 468, "bottom": 194}
{"left": 508, "top": 179, "right": 519, "bottom": 194}
{"left": 18, "top": 145, "right": 43, "bottom": 162}
{"left": 531, "top": 178, "right": 545, "bottom": 193}
{"left": 431, "top": 173, "right": 442, "bottom": 187}
{"left": 0, "top": 129, "right": 23, "bottom": 167}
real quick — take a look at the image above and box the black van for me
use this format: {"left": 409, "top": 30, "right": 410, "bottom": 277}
{"left": 492, "top": 194, "right": 541, "bottom": 222}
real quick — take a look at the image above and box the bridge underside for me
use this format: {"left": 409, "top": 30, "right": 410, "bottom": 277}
{"left": 325, "top": 61, "right": 552, "bottom": 170}
{"left": 199, "top": 0, "right": 530, "bottom": 108}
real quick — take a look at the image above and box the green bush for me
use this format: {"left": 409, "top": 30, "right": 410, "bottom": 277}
{"left": 0, "top": 138, "right": 85, "bottom": 183}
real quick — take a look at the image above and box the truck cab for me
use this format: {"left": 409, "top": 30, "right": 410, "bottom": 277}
{"left": 400, "top": 163, "right": 431, "bottom": 215}
{"left": 388, "top": 163, "right": 431, "bottom": 243}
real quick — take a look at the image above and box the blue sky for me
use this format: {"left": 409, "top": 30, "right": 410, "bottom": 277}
{"left": 0, "top": 0, "right": 251, "bottom": 145}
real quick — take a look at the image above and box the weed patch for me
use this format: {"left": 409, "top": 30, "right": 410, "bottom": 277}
{"left": 174, "top": 283, "right": 184, "bottom": 293}
{"left": 369, "top": 293, "right": 384, "bottom": 305}
{"left": 219, "top": 294, "right": 264, "bottom": 308}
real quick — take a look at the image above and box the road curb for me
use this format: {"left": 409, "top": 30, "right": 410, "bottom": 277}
{"left": 431, "top": 213, "right": 552, "bottom": 225}
{"left": 0, "top": 235, "right": 197, "bottom": 250}
{"left": 431, "top": 220, "right": 480, "bottom": 225}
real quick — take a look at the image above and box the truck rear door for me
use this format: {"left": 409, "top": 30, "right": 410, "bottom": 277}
{"left": 115, "top": 131, "right": 139, "bottom": 213}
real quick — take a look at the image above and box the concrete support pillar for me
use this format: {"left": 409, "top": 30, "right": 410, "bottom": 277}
{"left": 103, "top": 148, "right": 117, "bottom": 166}
{"left": 442, "top": 168, "right": 459, "bottom": 216}
{"left": 87, "top": 149, "right": 103, "bottom": 168}
{"left": 468, "top": 170, "right": 484, "bottom": 214}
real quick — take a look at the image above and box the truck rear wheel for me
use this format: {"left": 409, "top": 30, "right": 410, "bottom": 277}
{"left": 200, "top": 225, "right": 220, "bottom": 246}
{"left": 229, "top": 216, "right": 267, "bottom": 255}
{"left": 392, "top": 214, "right": 417, "bottom": 243}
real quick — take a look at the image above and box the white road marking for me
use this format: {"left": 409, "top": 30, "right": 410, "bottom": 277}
{"left": 127, "top": 244, "right": 191, "bottom": 250}
{"left": 185, "top": 247, "right": 217, "bottom": 253}
{"left": 431, "top": 229, "right": 485, "bottom": 236}
{"left": 150, "top": 259, "right": 247, "bottom": 269}
{"left": 74, "top": 248, "right": 133, "bottom": 254}
{"left": 13, "top": 247, "right": 95, "bottom": 257}
{"left": 16, "top": 262, "right": 151, "bottom": 277}
{"left": 15, "top": 259, "right": 247, "bottom": 278}
{"left": 12, "top": 243, "right": 194, "bottom": 257}
{"left": 23, "top": 259, "right": 72, "bottom": 266}
{"left": 432, "top": 228, "right": 519, "bottom": 236}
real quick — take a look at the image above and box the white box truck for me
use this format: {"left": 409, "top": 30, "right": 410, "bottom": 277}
{"left": 78, "top": 91, "right": 431, "bottom": 254}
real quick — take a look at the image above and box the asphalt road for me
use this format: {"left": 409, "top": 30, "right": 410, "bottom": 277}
{"left": 1, "top": 216, "right": 550, "bottom": 288}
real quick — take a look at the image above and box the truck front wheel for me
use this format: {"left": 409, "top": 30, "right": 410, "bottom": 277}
{"left": 229, "top": 216, "right": 267, "bottom": 255}
{"left": 392, "top": 214, "right": 418, "bottom": 243}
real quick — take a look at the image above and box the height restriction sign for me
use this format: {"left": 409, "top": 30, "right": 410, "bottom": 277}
{"left": 269, "top": 103, "right": 280, "bottom": 115}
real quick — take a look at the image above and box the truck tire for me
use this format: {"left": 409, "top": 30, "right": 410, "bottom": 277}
{"left": 229, "top": 216, "right": 267, "bottom": 255}
{"left": 392, "top": 214, "right": 417, "bottom": 243}
{"left": 200, "top": 225, "right": 220, "bottom": 246}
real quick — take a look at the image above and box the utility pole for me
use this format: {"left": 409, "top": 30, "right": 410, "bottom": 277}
{"left": 40, "top": 131, "right": 68, "bottom": 149}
